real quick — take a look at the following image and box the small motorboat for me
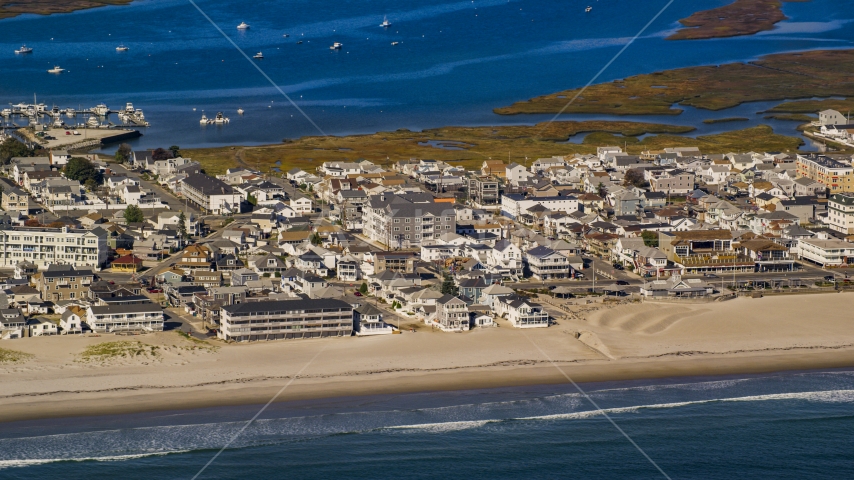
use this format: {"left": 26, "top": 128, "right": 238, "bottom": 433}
{"left": 47, "top": 66, "right": 65, "bottom": 74}
{"left": 237, "top": 22, "right": 250, "bottom": 30}
{"left": 212, "top": 112, "right": 229, "bottom": 124}
{"left": 391, "top": 41, "right": 400, "bottom": 46}
{"left": 15, "top": 45, "right": 33, "bottom": 54}
{"left": 200, "top": 113, "right": 209, "bottom": 124}
{"left": 253, "top": 52, "right": 264, "bottom": 59}
{"left": 116, "top": 44, "right": 129, "bottom": 52}
{"left": 330, "top": 42, "right": 343, "bottom": 50}
{"left": 585, "top": 6, "right": 592, "bottom": 12}
{"left": 283, "top": 34, "right": 290, "bottom": 37}
{"left": 296, "top": 40, "right": 303, "bottom": 44}
{"left": 237, "top": 108, "right": 245, "bottom": 115}
{"left": 380, "top": 16, "right": 392, "bottom": 28}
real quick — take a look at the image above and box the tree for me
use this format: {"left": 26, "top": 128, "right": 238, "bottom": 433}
{"left": 441, "top": 273, "right": 459, "bottom": 296}
{"left": 152, "top": 148, "right": 170, "bottom": 160}
{"left": 596, "top": 182, "right": 608, "bottom": 198}
{"left": 124, "top": 205, "right": 145, "bottom": 224}
{"left": 24, "top": 218, "right": 40, "bottom": 227}
{"left": 177, "top": 211, "right": 187, "bottom": 242}
{"left": 0, "top": 137, "right": 34, "bottom": 165}
{"left": 114, "top": 143, "right": 132, "bottom": 164}
{"left": 247, "top": 194, "right": 257, "bottom": 206}
{"left": 169, "top": 145, "right": 181, "bottom": 158}
{"left": 310, "top": 232, "right": 322, "bottom": 245}
{"left": 64, "top": 157, "right": 102, "bottom": 185}
{"left": 84, "top": 178, "right": 98, "bottom": 191}
{"left": 641, "top": 230, "right": 658, "bottom": 247}
{"left": 359, "top": 282, "right": 368, "bottom": 294}
{"left": 623, "top": 168, "right": 646, "bottom": 188}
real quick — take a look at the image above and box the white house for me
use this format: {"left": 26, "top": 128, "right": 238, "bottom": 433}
{"left": 494, "top": 296, "right": 549, "bottom": 328}
{"left": 290, "top": 195, "right": 313, "bottom": 214}
{"left": 798, "top": 238, "right": 854, "bottom": 267}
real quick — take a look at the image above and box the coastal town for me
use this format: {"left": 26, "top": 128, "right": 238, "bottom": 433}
{"left": 0, "top": 106, "right": 853, "bottom": 344}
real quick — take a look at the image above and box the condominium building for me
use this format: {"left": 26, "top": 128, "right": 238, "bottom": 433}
{"left": 796, "top": 154, "right": 854, "bottom": 193}
{"left": 798, "top": 238, "right": 854, "bottom": 267}
{"left": 218, "top": 298, "right": 354, "bottom": 342}
{"left": 525, "top": 246, "right": 570, "bottom": 280}
{"left": 0, "top": 226, "right": 107, "bottom": 270}
{"left": 86, "top": 303, "right": 164, "bottom": 333}
{"left": 468, "top": 176, "right": 500, "bottom": 206}
{"left": 364, "top": 193, "right": 457, "bottom": 248}
{"left": 179, "top": 173, "right": 244, "bottom": 215}
{"left": 32, "top": 265, "right": 95, "bottom": 302}
{"left": 826, "top": 193, "right": 854, "bottom": 234}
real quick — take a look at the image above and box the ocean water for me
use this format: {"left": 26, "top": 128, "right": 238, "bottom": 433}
{"left": 2, "top": 370, "right": 854, "bottom": 479}
{"left": 0, "top": 0, "right": 853, "bottom": 149}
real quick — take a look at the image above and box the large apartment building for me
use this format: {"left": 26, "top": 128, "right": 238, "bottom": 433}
{"left": 364, "top": 193, "right": 457, "bottom": 248}
{"left": 218, "top": 298, "right": 354, "bottom": 342}
{"left": 179, "top": 173, "right": 244, "bottom": 215}
{"left": 0, "top": 226, "right": 107, "bottom": 270}
{"left": 796, "top": 154, "right": 854, "bottom": 193}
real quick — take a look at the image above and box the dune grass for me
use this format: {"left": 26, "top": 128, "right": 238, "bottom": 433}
{"left": 0, "top": 347, "right": 34, "bottom": 364}
{"left": 78, "top": 341, "right": 160, "bottom": 363}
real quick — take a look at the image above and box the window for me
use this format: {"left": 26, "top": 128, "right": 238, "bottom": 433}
{"left": 394, "top": 227, "right": 400, "bottom": 232}
{"left": 445, "top": 217, "right": 451, "bottom": 221}
{"left": 405, "top": 227, "right": 410, "bottom": 231}
{"left": 405, "top": 218, "right": 411, "bottom": 223}
{"left": 394, "top": 219, "right": 400, "bottom": 223}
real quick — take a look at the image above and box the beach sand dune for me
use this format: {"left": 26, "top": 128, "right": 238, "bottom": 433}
{"left": 2, "top": 293, "right": 854, "bottom": 423}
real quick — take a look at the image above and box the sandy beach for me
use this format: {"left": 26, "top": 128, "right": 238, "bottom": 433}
{"left": 2, "top": 293, "right": 854, "bottom": 424}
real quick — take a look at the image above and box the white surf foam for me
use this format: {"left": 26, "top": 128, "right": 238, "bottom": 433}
{"left": 0, "top": 450, "right": 190, "bottom": 470}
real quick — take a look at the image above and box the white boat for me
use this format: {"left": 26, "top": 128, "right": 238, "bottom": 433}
{"left": 47, "top": 66, "right": 65, "bottom": 74}
{"left": 116, "top": 44, "right": 129, "bottom": 52}
{"left": 380, "top": 16, "right": 391, "bottom": 28}
{"left": 124, "top": 102, "right": 135, "bottom": 114}
{"left": 53, "top": 116, "right": 64, "bottom": 128}
{"left": 200, "top": 113, "right": 209, "bottom": 124}
{"left": 237, "top": 108, "right": 245, "bottom": 115}
{"left": 330, "top": 42, "right": 343, "bottom": 50}
{"left": 1, "top": 109, "right": 11, "bottom": 117}
{"left": 237, "top": 22, "right": 250, "bottom": 30}
{"left": 65, "top": 108, "right": 76, "bottom": 117}
{"left": 585, "top": 6, "right": 592, "bottom": 12}
{"left": 212, "top": 112, "right": 229, "bottom": 124}
{"left": 283, "top": 34, "right": 290, "bottom": 37}
{"left": 134, "top": 109, "right": 145, "bottom": 121}
{"left": 253, "top": 52, "right": 264, "bottom": 59}
{"left": 87, "top": 116, "right": 100, "bottom": 127}
{"left": 92, "top": 104, "right": 109, "bottom": 116}
{"left": 14, "top": 45, "right": 33, "bottom": 54}
{"left": 391, "top": 41, "right": 399, "bottom": 46}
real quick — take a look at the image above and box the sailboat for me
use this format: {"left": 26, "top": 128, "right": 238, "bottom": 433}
{"left": 380, "top": 16, "right": 392, "bottom": 28}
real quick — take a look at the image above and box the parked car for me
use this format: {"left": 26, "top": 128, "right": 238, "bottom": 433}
{"left": 824, "top": 275, "right": 836, "bottom": 282}
{"left": 704, "top": 273, "right": 719, "bottom": 279}
{"left": 615, "top": 280, "right": 630, "bottom": 286}
{"left": 548, "top": 285, "right": 557, "bottom": 290}
{"left": 354, "top": 292, "right": 363, "bottom": 297}
{"left": 612, "top": 263, "right": 624, "bottom": 270}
